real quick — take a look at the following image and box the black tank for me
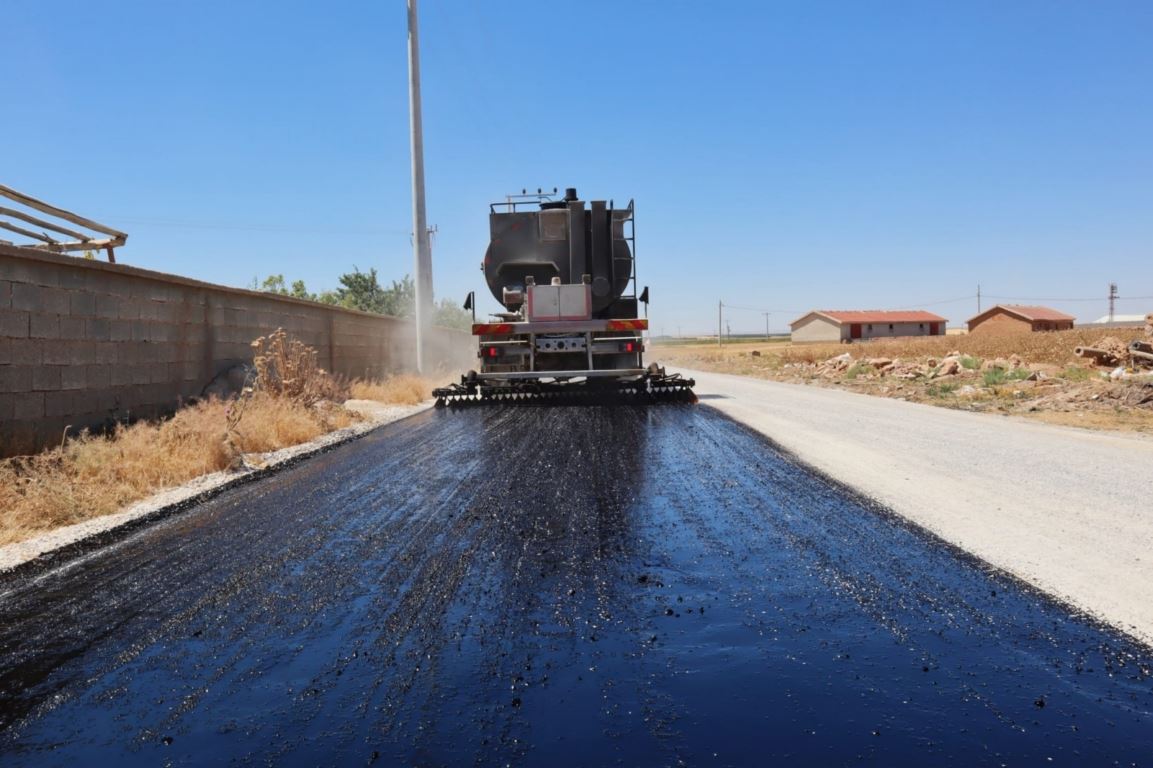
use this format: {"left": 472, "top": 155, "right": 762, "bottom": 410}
{"left": 483, "top": 188, "right": 634, "bottom": 318}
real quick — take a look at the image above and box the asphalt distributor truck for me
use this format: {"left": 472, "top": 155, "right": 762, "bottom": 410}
{"left": 433, "top": 188, "right": 694, "bottom": 406}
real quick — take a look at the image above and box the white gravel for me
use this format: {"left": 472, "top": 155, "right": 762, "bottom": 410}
{"left": 0, "top": 401, "right": 431, "bottom": 574}
{"left": 681, "top": 367, "right": 1153, "bottom": 646}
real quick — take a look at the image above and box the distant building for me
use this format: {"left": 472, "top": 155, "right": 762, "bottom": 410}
{"left": 967, "top": 305, "right": 1075, "bottom": 334}
{"left": 789, "top": 310, "right": 947, "bottom": 343}
{"left": 1090, "top": 313, "right": 1147, "bottom": 326}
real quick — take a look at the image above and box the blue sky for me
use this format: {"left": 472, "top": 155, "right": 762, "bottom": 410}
{"left": 6, "top": 0, "right": 1152, "bottom": 332}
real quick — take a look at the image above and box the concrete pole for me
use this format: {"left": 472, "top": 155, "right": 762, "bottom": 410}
{"left": 717, "top": 300, "right": 722, "bottom": 347}
{"left": 407, "top": 0, "right": 433, "bottom": 373}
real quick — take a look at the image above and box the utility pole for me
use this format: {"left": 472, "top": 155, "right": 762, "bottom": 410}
{"left": 762, "top": 311, "right": 771, "bottom": 340}
{"left": 1108, "top": 282, "right": 1119, "bottom": 322}
{"left": 407, "top": 0, "right": 433, "bottom": 373}
{"left": 977, "top": 283, "right": 981, "bottom": 314}
{"left": 717, "top": 300, "right": 723, "bottom": 347}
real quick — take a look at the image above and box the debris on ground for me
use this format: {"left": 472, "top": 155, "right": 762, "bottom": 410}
{"left": 656, "top": 326, "right": 1153, "bottom": 431}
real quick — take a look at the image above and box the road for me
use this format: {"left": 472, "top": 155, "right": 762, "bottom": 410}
{"left": 1, "top": 405, "right": 1152, "bottom": 765}
{"left": 685, "top": 367, "right": 1153, "bottom": 646}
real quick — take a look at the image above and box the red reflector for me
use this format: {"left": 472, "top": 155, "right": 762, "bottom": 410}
{"left": 485, "top": 346, "right": 499, "bottom": 358}
{"left": 472, "top": 322, "right": 513, "bottom": 335}
{"left": 625, "top": 342, "right": 635, "bottom": 353}
{"left": 606, "top": 319, "right": 649, "bottom": 331}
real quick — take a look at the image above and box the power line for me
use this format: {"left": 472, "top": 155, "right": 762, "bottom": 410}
{"left": 109, "top": 216, "right": 412, "bottom": 237}
{"left": 892, "top": 294, "right": 976, "bottom": 309}
{"left": 984, "top": 294, "right": 1153, "bottom": 302}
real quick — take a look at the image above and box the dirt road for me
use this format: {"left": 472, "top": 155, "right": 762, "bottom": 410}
{"left": 1, "top": 406, "right": 1151, "bottom": 765}
{"left": 683, "top": 367, "right": 1153, "bottom": 646}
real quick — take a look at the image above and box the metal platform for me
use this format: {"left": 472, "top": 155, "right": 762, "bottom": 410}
{"left": 432, "top": 369, "right": 696, "bottom": 407}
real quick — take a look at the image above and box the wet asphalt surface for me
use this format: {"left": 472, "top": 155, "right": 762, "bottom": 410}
{"left": 1, "top": 405, "right": 1152, "bottom": 766}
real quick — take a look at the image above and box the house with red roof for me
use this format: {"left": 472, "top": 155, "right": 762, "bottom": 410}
{"left": 789, "top": 310, "right": 948, "bottom": 343}
{"left": 966, "top": 305, "right": 1075, "bottom": 334}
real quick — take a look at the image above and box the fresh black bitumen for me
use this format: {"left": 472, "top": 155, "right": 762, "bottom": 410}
{"left": 1, "top": 406, "right": 1151, "bottom": 765}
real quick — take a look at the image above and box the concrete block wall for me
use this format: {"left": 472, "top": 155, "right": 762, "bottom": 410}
{"left": 0, "top": 245, "right": 471, "bottom": 457}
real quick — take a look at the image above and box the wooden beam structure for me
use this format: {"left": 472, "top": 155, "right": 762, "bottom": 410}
{"left": 0, "top": 183, "right": 127, "bottom": 260}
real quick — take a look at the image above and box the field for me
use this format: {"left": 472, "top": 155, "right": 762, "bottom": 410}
{"left": 654, "top": 327, "right": 1153, "bottom": 431}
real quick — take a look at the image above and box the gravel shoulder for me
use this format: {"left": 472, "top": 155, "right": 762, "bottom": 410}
{"left": 0, "top": 400, "right": 431, "bottom": 574}
{"left": 680, "top": 366, "right": 1153, "bottom": 646}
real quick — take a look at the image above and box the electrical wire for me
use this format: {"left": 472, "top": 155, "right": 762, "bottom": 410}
{"left": 984, "top": 294, "right": 1153, "bottom": 302}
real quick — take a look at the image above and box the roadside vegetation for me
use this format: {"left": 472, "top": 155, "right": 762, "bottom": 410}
{"left": 253, "top": 269, "right": 473, "bottom": 331}
{"left": 654, "top": 327, "right": 1153, "bottom": 432}
{"left": 0, "top": 331, "right": 437, "bottom": 547}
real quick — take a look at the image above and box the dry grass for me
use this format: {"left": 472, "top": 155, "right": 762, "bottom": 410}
{"left": 656, "top": 328, "right": 1146, "bottom": 370}
{"left": 0, "top": 394, "right": 359, "bottom": 547}
{"left": 349, "top": 374, "right": 432, "bottom": 405}
{"left": 251, "top": 328, "right": 348, "bottom": 404}
{"left": 0, "top": 328, "right": 443, "bottom": 548}
{"left": 652, "top": 328, "right": 1153, "bottom": 434}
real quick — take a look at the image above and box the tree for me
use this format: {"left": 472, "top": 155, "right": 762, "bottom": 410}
{"left": 432, "top": 296, "right": 473, "bottom": 331}
{"left": 380, "top": 275, "right": 415, "bottom": 317}
{"left": 333, "top": 267, "right": 389, "bottom": 313}
{"left": 290, "top": 280, "right": 313, "bottom": 300}
{"left": 257, "top": 274, "right": 318, "bottom": 301}
{"left": 260, "top": 274, "right": 289, "bottom": 295}
{"left": 251, "top": 269, "right": 445, "bottom": 322}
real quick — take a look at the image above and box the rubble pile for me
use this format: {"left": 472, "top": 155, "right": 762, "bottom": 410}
{"left": 806, "top": 351, "right": 1037, "bottom": 383}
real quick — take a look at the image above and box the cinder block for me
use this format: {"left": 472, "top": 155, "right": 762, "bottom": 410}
{"left": 14, "top": 391, "right": 45, "bottom": 419}
{"left": 42, "top": 341, "right": 80, "bottom": 366}
{"left": 110, "top": 362, "right": 134, "bottom": 386}
{"left": 112, "top": 342, "right": 136, "bottom": 365}
{"left": 13, "top": 284, "right": 71, "bottom": 314}
{"left": 29, "top": 313, "right": 60, "bottom": 339}
{"left": 95, "top": 293, "right": 120, "bottom": 319}
{"left": 110, "top": 319, "right": 132, "bottom": 341}
{"left": 69, "top": 389, "right": 100, "bottom": 419}
{"left": 131, "top": 320, "right": 151, "bottom": 341}
{"left": 69, "top": 291, "right": 96, "bottom": 317}
{"left": 154, "top": 301, "right": 185, "bottom": 324}
{"left": 0, "top": 281, "right": 11, "bottom": 308}
{"left": 33, "top": 365, "right": 62, "bottom": 391}
{"left": 86, "top": 317, "right": 112, "bottom": 340}
{"left": 0, "top": 392, "right": 13, "bottom": 421}
{"left": 0, "top": 338, "right": 41, "bottom": 365}
{"left": 44, "top": 390, "right": 74, "bottom": 417}
{"left": 10, "top": 283, "right": 38, "bottom": 312}
{"left": 87, "top": 364, "right": 112, "bottom": 389}
{"left": 0, "top": 309, "right": 29, "bottom": 338}
{"left": 60, "top": 365, "right": 86, "bottom": 390}
{"left": 0, "top": 258, "right": 60, "bottom": 287}
{"left": 0, "top": 365, "right": 33, "bottom": 393}
{"left": 119, "top": 296, "right": 144, "bottom": 321}
{"left": 56, "top": 267, "right": 90, "bottom": 291}
{"left": 59, "top": 315, "right": 86, "bottom": 339}
{"left": 150, "top": 362, "right": 173, "bottom": 384}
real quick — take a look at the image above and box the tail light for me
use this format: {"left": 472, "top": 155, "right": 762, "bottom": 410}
{"left": 624, "top": 341, "right": 641, "bottom": 353}
{"left": 484, "top": 346, "right": 499, "bottom": 358}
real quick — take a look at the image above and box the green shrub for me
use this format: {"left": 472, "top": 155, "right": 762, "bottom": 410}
{"left": 983, "top": 366, "right": 1031, "bottom": 386}
{"left": 844, "top": 362, "right": 869, "bottom": 380}
{"left": 960, "top": 355, "right": 981, "bottom": 370}
{"left": 1062, "top": 365, "right": 1093, "bottom": 382}
{"left": 983, "top": 368, "right": 1008, "bottom": 386}
{"left": 927, "top": 382, "right": 959, "bottom": 397}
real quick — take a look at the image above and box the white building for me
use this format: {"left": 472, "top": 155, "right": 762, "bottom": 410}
{"left": 790, "top": 310, "right": 948, "bottom": 343}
